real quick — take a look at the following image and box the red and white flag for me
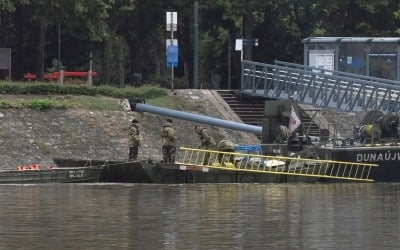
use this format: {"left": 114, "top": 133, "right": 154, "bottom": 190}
{"left": 288, "top": 105, "right": 301, "bottom": 135}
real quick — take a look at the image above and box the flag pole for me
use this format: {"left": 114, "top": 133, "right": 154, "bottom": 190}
{"left": 287, "top": 97, "right": 294, "bottom": 148}
{"left": 287, "top": 97, "right": 302, "bottom": 146}
{"left": 292, "top": 98, "right": 303, "bottom": 136}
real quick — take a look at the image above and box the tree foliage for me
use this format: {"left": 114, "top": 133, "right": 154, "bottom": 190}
{"left": 1, "top": 0, "right": 400, "bottom": 89}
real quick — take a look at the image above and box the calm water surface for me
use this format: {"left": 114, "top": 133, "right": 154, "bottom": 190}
{"left": 0, "top": 183, "right": 399, "bottom": 250}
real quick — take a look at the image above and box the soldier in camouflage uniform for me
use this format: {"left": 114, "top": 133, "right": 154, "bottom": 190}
{"left": 161, "top": 119, "right": 178, "bottom": 164}
{"left": 195, "top": 125, "right": 216, "bottom": 165}
{"left": 217, "top": 139, "right": 235, "bottom": 163}
{"left": 128, "top": 119, "right": 140, "bottom": 161}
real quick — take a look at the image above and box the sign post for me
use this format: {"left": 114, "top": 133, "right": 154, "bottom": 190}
{"left": 235, "top": 38, "right": 259, "bottom": 61}
{"left": 0, "top": 48, "right": 11, "bottom": 80}
{"left": 166, "top": 12, "right": 178, "bottom": 91}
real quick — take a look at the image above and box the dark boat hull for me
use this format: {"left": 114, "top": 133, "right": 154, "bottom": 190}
{"left": 53, "top": 158, "right": 316, "bottom": 183}
{"left": 0, "top": 167, "right": 103, "bottom": 184}
{"left": 316, "top": 144, "right": 400, "bottom": 182}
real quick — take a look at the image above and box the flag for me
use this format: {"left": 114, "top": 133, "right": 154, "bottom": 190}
{"left": 288, "top": 105, "right": 301, "bottom": 135}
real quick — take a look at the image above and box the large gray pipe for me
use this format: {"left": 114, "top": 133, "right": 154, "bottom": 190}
{"left": 128, "top": 100, "right": 262, "bottom": 135}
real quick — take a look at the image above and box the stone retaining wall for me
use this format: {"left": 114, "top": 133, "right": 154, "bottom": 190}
{"left": 0, "top": 90, "right": 259, "bottom": 169}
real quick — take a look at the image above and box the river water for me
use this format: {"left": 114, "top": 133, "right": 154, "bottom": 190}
{"left": 0, "top": 183, "right": 398, "bottom": 250}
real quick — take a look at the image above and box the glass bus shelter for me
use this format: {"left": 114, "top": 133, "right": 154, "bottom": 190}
{"left": 302, "top": 37, "right": 400, "bottom": 81}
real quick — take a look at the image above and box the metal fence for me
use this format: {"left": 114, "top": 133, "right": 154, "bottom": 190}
{"left": 241, "top": 60, "right": 400, "bottom": 113}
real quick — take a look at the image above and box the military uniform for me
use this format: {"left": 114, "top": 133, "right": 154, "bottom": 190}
{"left": 128, "top": 120, "right": 140, "bottom": 160}
{"left": 273, "top": 125, "right": 289, "bottom": 143}
{"left": 217, "top": 139, "right": 235, "bottom": 163}
{"left": 195, "top": 126, "right": 216, "bottom": 165}
{"left": 196, "top": 127, "right": 216, "bottom": 149}
{"left": 161, "top": 124, "right": 178, "bottom": 164}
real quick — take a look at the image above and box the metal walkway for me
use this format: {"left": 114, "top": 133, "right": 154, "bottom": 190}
{"left": 241, "top": 60, "right": 400, "bottom": 113}
{"left": 176, "top": 147, "right": 378, "bottom": 182}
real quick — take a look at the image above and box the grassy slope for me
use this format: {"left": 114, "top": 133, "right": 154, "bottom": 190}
{"left": 0, "top": 82, "right": 186, "bottom": 110}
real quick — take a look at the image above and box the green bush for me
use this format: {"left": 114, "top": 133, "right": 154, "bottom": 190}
{"left": 0, "top": 100, "right": 11, "bottom": 109}
{"left": 24, "top": 99, "right": 54, "bottom": 110}
{"left": 150, "top": 75, "right": 188, "bottom": 89}
{"left": 97, "top": 85, "right": 126, "bottom": 98}
{"left": 0, "top": 82, "right": 168, "bottom": 99}
{"left": 124, "top": 85, "right": 168, "bottom": 99}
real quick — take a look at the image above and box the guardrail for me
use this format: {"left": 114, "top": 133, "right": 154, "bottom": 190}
{"left": 23, "top": 71, "right": 97, "bottom": 81}
{"left": 274, "top": 60, "right": 400, "bottom": 86}
{"left": 241, "top": 60, "right": 400, "bottom": 113}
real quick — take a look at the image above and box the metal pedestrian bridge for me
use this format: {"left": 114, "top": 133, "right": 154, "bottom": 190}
{"left": 176, "top": 147, "right": 377, "bottom": 182}
{"left": 241, "top": 60, "right": 400, "bottom": 113}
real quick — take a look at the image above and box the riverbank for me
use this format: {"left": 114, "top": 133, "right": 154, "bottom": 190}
{"left": 0, "top": 89, "right": 259, "bottom": 169}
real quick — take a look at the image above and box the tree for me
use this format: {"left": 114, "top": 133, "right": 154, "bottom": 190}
{"left": 27, "top": 0, "right": 71, "bottom": 80}
{"left": 73, "top": 0, "right": 133, "bottom": 85}
{"left": 122, "top": 0, "right": 164, "bottom": 84}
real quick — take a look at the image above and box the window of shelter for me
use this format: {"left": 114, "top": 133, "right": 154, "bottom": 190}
{"left": 307, "top": 43, "right": 336, "bottom": 71}
{"left": 338, "top": 42, "right": 366, "bottom": 75}
{"left": 369, "top": 43, "right": 397, "bottom": 80}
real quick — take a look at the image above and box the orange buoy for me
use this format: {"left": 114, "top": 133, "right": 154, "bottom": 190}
{"left": 26, "top": 164, "right": 41, "bottom": 170}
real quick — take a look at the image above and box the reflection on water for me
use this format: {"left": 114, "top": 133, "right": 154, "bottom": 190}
{"left": 0, "top": 183, "right": 399, "bottom": 250}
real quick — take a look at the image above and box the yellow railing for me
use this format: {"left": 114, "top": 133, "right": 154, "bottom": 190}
{"left": 176, "top": 147, "right": 378, "bottom": 182}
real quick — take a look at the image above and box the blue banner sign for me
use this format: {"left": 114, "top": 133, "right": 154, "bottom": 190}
{"left": 167, "top": 45, "right": 178, "bottom": 68}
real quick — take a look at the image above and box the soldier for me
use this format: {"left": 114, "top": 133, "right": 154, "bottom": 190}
{"left": 128, "top": 119, "right": 140, "bottom": 161}
{"left": 194, "top": 125, "right": 216, "bottom": 165}
{"left": 217, "top": 139, "right": 235, "bottom": 163}
{"left": 161, "top": 118, "right": 178, "bottom": 164}
{"left": 273, "top": 125, "right": 289, "bottom": 143}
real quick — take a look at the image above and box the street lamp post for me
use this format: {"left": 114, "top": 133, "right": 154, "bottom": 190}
{"left": 58, "top": 24, "right": 61, "bottom": 73}
{"left": 228, "top": 36, "right": 232, "bottom": 90}
{"left": 193, "top": 1, "right": 199, "bottom": 89}
{"left": 57, "top": 24, "right": 64, "bottom": 85}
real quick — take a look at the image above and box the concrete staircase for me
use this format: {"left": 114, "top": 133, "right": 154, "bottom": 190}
{"left": 216, "top": 90, "right": 264, "bottom": 127}
{"left": 217, "top": 90, "right": 321, "bottom": 137}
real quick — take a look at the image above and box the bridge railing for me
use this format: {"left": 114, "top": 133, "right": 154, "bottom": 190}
{"left": 274, "top": 60, "right": 400, "bottom": 86}
{"left": 241, "top": 60, "right": 400, "bottom": 113}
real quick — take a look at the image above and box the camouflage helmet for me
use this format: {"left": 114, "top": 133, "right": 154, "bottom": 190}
{"left": 194, "top": 125, "right": 203, "bottom": 133}
{"left": 163, "top": 118, "right": 173, "bottom": 127}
